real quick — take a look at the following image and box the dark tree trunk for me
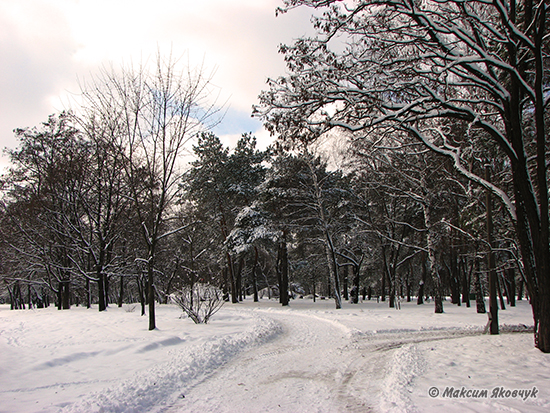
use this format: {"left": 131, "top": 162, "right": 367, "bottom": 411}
{"left": 98, "top": 272, "right": 107, "bottom": 312}
{"left": 57, "top": 282, "right": 62, "bottom": 310}
{"left": 36, "top": 286, "right": 44, "bottom": 309}
{"left": 497, "top": 272, "right": 506, "bottom": 310}
{"left": 105, "top": 275, "right": 110, "bottom": 307}
{"left": 226, "top": 253, "right": 238, "bottom": 304}
{"left": 147, "top": 257, "right": 156, "bottom": 329}
{"left": 343, "top": 266, "right": 349, "bottom": 301}
{"left": 137, "top": 275, "right": 146, "bottom": 316}
{"left": 118, "top": 275, "right": 124, "bottom": 307}
{"left": 380, "top": 266, "right": 386, "bottom": 302}
{"left": 351, "top": 264, "right": 360, "bottom": 304}
{"left": 450, "top": 247, "right": 460, "bottom": 305}
{"left": 222, "top": 266, "right": 229, "bottom": 301}
{"left": 507, "top": 268, "right": 516, "bottom": 307}
{"left": 62, "top": 280, "right": 70, "bottom": 310}
{"left": 474, "top": 257, "right": 486, "bottom": 313}
{"left": 433, "top": 277, "right": 444, "bottom": 314}
{"left": 18, "top": 283, "right": 24, "bottom": 309}
{"left": 417, "top": 252, "right": 427, "bottom": 305}
{"left": 486, "top": 166, "right": 499, "bottom": 334}
{"left": 276, "top": 246, "right": 283, "bottom": 302}
{"left": 8, "top": 285, "right": 14, "bottom": 310}
{"left": 86, "top": 278, "right": 91, "bottom": 309}
{"left": 252, "top": 247, "right": 259, "bottom": 302}
{"left": 236, "top": 256, "right": 244, "bottom": 302}
{"left": 462, "top": 257, "right": 471, "bottom": 307}
{"left": 382, "top": 245, "right": 395, "bottom": 307}
{"left": 278, "top": 233, "right": 289, "bottom": 306}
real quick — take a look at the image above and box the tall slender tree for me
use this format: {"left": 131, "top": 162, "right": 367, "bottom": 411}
{"left": 80, "top": 54, "right": 218, "bottom": 329}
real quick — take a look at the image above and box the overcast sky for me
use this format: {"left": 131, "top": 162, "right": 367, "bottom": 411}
{"left": 0, "top": 0, "right": 316, "bottom": 169}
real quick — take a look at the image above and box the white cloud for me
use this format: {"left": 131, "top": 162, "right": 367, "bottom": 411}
{"left": 0, "top": 0, "right": 316, "bottom": 169}
{"left": 0, "top": 1, "right": 79, "bottom": 149}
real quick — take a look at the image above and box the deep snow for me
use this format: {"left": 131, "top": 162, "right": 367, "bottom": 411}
{"left": 0, "top": 298, "right": 548, "bottom": 412}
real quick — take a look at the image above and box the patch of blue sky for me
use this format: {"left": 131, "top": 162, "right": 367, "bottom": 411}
{"left": 213, "top": 106, "right": 263, "bottom": 137}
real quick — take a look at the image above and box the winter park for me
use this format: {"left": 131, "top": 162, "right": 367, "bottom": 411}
{"left": 0, "top": 0, "right": 549, "bottom": 412}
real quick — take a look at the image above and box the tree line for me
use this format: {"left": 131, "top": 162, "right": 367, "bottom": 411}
{"left": 0, "top": 97, "right": 527, "bottom": 331}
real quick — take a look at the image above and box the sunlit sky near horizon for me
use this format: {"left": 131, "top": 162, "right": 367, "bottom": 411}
{"left": 0, "top": 0, "right": 316, "bottom": 169}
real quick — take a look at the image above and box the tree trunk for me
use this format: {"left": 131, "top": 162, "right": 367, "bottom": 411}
{"left": 252, "top": 247, "right": 259, "bottom": 302}
{"left": 486, "top": 165, "right": 499, "bottom": 334}
{"left": 62, "top": 280, "right": 70, "bottom": 310}
{"left": 417, "top": 252, "right": 426, "bottom": 305}
{"left": 278, "top": 233, "right": 289, "bottom": 306}
{"left": 98, "top": 271, "right": 107, "bottom": 312}
{"left": 461, "top": 257, "right": 471, "bottom": 308}
{"left": 507, "top": 268, "right": 516, "bottom": 307}
{"left": 497, "top": 272, "right": 506, "bottom": 311}
{"left": 351, "top": 264, "right": 360, "bottom": 304}
{"left": 118, "top": 275, "right": 124, "bottom": 307}
{"left": 381, "top": 265, "right": 386, "bottom": 302}
{"left": 137, "top": 275, "right": 146, "bottom": 316}
{"left": 145, "top": 243, "right": 158, "bottom": 330}
{"left": 324, "top": 233, "right": 341, "bottom": 309}
{"left": 86, "top": 278, "right": 91, "bottom": 309}
{"left": 450, "top": 244, "right": 460, "bottom": 305}
{"left": 8, "top": 285, "right": 15, "bottom": 310}
{"left": 236, "top": 256, "right": 244, "bottom": 302}
{"left": 57, "top": 282, "right": 62, "bottom": 310}
{"left": 423, "top": 203, "right": 443, "bottom": 313}
{"left": 532, "top": 2, "right": 550, "bottom": 353}
{"left": 343, "top": 266, "right": 349, "bottom": 301}
{"left": 383, "top": 245, "right": 395, "bottom": 308}
{"left": 474, "top": 257, "right": 486, "bottom": 314}
{"left": 226, "top": 252, "right": 238, "bottom": 304}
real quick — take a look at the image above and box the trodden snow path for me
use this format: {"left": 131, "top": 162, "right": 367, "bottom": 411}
{"left": 161, "top": 308, "right": 381, "bottom": 413}
{"left": 160, "top": 304, "right": 531, "bottom": 413}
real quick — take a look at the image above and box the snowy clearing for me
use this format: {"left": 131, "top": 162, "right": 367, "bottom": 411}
{"left": 1, "top": 299, "right": 549, "bottom": 412}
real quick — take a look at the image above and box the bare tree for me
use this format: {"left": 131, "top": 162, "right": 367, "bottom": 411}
{"left": 80, "top": 53, "right": 220, "bottom": 330}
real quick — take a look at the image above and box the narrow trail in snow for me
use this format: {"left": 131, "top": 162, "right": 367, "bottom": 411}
{"left": 159, "top": 309, "right": 494, "bottom": 413}
{"left": 160, "top": 309, "right": 379, "bottom": 412}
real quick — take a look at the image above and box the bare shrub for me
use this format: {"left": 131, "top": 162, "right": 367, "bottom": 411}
{"left": 170, "top": 284, "right": 225, "bottom": 324}
{"left": 125, "top": 304, "right": 137, "bottom": 313}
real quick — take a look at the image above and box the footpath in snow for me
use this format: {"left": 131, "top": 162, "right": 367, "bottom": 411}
{"left": 1, "top": 298, "right": 549, "bottom": 412}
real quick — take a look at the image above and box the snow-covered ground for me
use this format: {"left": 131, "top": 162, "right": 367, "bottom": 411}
{"left": 1, "top": 298, "right": 548, "bottom": 412}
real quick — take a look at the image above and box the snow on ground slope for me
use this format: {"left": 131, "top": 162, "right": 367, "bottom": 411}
{"left": 0, "top": 304, "right": 281, "bottom": 413}
{"left": 1, "top": 298, "right": 549, "bottom": 412}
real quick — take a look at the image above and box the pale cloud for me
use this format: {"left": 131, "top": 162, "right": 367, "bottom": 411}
{"left": 0, "top": 0, "right": 79, "bottom": 155}
{"left": 0, "top": 0, "right": 315, "bottom": 171}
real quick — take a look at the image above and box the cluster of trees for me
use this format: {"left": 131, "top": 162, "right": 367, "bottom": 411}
{"left": 0, "top": 107, "right": 529, "bottom": 330}
{"left": 0, "top": 1, "right": 547, "bottom": 353}
{"left": 255, "top": 0, "right": 549, "bottom": 351}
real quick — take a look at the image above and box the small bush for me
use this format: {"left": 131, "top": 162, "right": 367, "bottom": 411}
{"left": 125, "top": 304, "right": 137, "bottom": 313}
{"left": 171, "top": 284, "right": 225, "bottom": 324}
